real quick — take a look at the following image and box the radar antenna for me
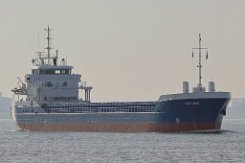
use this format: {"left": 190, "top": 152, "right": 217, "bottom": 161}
{"left": 34, "top": 26, "right": 59, "bottom": 66}
{"left": 192, "top": 34, "right": 208, "bottom": 91}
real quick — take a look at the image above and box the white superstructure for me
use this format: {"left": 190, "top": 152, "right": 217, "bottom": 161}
{"left": 12, "top": 26, "right": 92, "bottom": 105}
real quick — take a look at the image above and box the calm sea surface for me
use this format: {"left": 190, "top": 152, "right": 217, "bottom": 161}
{"left": 0, "top": 118, "right": 245, "bottom": 163}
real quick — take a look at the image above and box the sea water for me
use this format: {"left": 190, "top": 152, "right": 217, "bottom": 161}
{"left": 0, "top": 118, "right": 244, "bottom": 163}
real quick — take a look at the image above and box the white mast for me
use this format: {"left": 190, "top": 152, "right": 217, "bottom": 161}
{"left": 192, "top": 34, "right": 208, "bottom": 91}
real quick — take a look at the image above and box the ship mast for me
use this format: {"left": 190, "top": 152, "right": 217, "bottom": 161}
{"left": 192, "top": 34, "right": 208, "bottom": 91}
{"left": 45, "top": 26, "right": 52, "bottom": 65}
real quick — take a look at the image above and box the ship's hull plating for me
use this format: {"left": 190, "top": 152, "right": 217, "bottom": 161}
{"left": 13, "top": 96, "right": 230, "bottom": 132}
{"left": 17, "top": 122, "right": 221, "bottom": 132}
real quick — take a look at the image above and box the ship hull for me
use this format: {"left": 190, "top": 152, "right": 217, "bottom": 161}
{"left": 17, "top": 122, "right": 221, "bottom": 132}
{"left": 13, "top": 93, "right": 230, "bottom": 132}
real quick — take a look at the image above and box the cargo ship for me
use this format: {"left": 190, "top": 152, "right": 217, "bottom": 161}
{"left": 11, "top": 27, "right": 231, "bottom": 132}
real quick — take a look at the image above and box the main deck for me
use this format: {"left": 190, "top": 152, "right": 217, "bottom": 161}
{"left": 42, "top": 101, "right": 158, "bottom": 113}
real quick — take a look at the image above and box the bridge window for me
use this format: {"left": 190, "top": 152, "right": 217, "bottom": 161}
{"left": 60, "top": 70, "right": 71, "bottom": 74}
{"left": 38, "top": 69, "right": 71, "bottom": 75}
{"left": 55, "top": 70, "right": 61, "bottom": 74}
{"left": 39, "top": 70, "right": 55, "bottom": 74}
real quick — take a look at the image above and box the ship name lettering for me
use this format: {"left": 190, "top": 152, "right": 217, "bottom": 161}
{"left": 185, "top": 101, "right": 199, "bottom": 105}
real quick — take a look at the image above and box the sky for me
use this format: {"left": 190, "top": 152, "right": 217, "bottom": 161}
{"left": 0, "top": 0, "right": 245, "bottom": 101}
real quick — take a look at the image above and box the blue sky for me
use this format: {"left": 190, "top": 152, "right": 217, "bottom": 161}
{"left": 0, "top": 0, "right": 245, "bottom": 101}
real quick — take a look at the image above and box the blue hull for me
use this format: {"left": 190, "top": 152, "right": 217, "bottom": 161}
{"left": 14, "top": 96, "right": 230, "bottom": 132}
{"left": 156, "top": 98, "right": 228, "bottom": 124}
